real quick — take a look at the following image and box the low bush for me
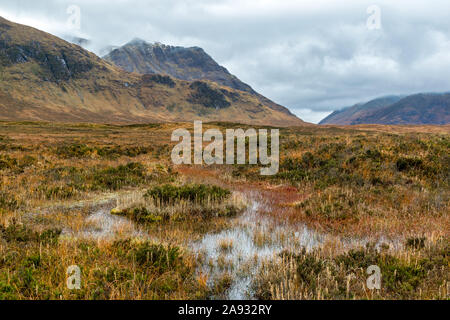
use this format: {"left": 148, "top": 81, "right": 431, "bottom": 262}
{"left": 254, "top": 241, "right": 449, "bottom": 300}
{"left": 114, "top": 240, "right": 182, "bottom": 274}
{"left": 113, "top": 184, "right": 244, "bottom": 223}
{"left": 396, "top": 157, "right": 424, "bottom": 172}
{"left": 92, "top": 162, "right": 148, "bottom": 191}
{"left": 405, "top": 237, "right": 426, "bottom": 249}
{"left": 56, "top": 143, "right": 94, "bottom": 158}
{"left": 0, "top": 191, "right": 19, "bottom": 212}
{"left": 0, "top": 222, "right": 61, "bottom": 245}
{"left": 296, "top": 188, "right": 360, "bottom": 221}
{"left": 56, "top": 143, "right": 152, "bottom": 159}
{"left": 145, "top": 184, "right": 231, "bottom": 205}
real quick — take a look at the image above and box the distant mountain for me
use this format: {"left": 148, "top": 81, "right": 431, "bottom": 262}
{"left": 320, "top": 96, "right": 404, "bottom": 125}
{"left": 103, "top": 39, "right": 296, "bottom": 117}
{"left": 0, "top": 17, "right": 305, "bottom": 126}
{"left": 320, "top": 93, "right": 450, "bottom": 125}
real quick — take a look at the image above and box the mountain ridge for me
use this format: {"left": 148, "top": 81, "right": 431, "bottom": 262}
{"left": 320, "top": 93, "right": 450, "bottom": 125}
{"left": 0, "top": 17, "right": 305, "bottom": 127}
{"left": 103, "top": 38, "right": 295, "bottom": 117}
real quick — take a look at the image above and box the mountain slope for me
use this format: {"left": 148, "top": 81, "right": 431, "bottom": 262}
{"left": 361, "top": 93, "right": 450, "bottom": 125}
{"left": 319, "top": 96, "right": 404, "bottom": 125}
{"left": 104, "top": 39, "right": 252, "bottom": 91}
{"left": 0, "top": 17, "right": 305, "bottom": 126}
{"left": 103, "top": 39, "right": 296, "bottom": 117}
{"left": 320, "top": 94, "right": 449, "bottom": 125}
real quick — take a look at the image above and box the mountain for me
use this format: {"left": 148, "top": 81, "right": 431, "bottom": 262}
{"left": 320, "top": 94, "right": 450, "bottom": 125}
{"left": 103, "top": 39, "right": 295, "bottom": 116}
{"left": 0, "top": 17, "right": 305, "bottom": 126}
{"left": 320, "top": 96, "right": 404, "bottom": 125}
{"left": 104, "top": 39, "right": 252, "bottom": 91}
{"left": 361, "top": 93, "right": 450, "bottom": 125}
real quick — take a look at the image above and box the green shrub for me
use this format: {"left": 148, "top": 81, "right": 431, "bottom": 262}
{"left": 0, "top": 191, "right": 19, "bottom": 212}
{"left": 56, "top": 143, "right": 153, "bottom": 159}
{"left": 334, "top": 244, "right": 430, "bottom": 297}
{"left": 96, "top": 146, "right": 152, "bottom": 158}
{"left": 18, "top": 155, "right": 36, "bottom": 168}
{"left": 0, "top": 155, "right": 36, "bottom": 173}
{"left": 145, "top": 184, "right": 231, "bottom": 205}
{"left": 297, "top": 190, "right": 359, "bottom": 221}
{"left": 0, "top": 155, "right": 17, "bottom": 170}
{"left": 381, "top": 261, "right": 426, "bottom": 294}
{"left": 405, "top": 237, "right": 426, "bottom": 249}
{"left": 133, "top": 243, "right": 180, "bottom": 272}
{"left": 93, "top": 162, "right": 148, "bottom": 191}
{"left": 38, "top": 228, "right": 62, "bottom": 245}
{"left": 0, "top": 222, "right": 61, "bottom": 244}
{"left": 38, "top": 163, "right": 152, "bottom": 196}
{"left": 334, "top": 245, "right": 380, "bottom": 270}
{"left": 113, "top": 207, "right": 164, "bottom": 224}
{"left": 0, "top": 281, "right": 16, "bottom": 300}
{"left": 56, "top": 143, "right": 94, "bottom": 158}
{"left": 114, "top": 183, "right": 238, "bottom": 223}
{"left": 43, "top": 185, "right": 77, "bottom": 200}
{"left": 0, "top": 222, "right": 33, "bottom": 242}
{"left": 396, "top": 157, "right": 424, "bottom": 172}
{"left": 114, "top": 240, "right": 182, "bottom": 274}
{"left": 283, "top": 249, "right": 326, "bottom": 291}
{"left": 363, "top": 148, "right": 383, "bottom": 162}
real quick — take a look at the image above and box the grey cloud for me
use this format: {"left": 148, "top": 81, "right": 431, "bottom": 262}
{"left": 1, "top": 0, "right": 449, "bottom": 123}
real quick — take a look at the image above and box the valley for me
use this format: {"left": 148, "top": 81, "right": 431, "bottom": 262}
{"left": 0, "top": 11, "right": 448, "bottom": 302}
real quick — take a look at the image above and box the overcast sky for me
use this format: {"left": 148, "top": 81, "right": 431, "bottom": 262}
{"left": 1, "top": 0, "right": 450, "bottom": 123}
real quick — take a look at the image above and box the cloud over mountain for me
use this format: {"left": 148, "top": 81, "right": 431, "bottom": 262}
{"left": 1, "top": 0, "right": 450, "bottom": 123}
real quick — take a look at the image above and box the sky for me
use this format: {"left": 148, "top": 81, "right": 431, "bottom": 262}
{"left": 1, "top": 0, "right": 450, "bottom": 123}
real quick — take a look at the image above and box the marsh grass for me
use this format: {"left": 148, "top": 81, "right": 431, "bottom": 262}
{"left": 252, "top": 238, "right": 449, "bottom": 300}
{"left": 0, "top": 236, "right": 209, "bottom": 300}
{"left": 112, "top": 185, "right": 247, "bottom": 223}
{"left": 236, "top": 130, "right": 450, "bottom": 238}
{"left": 0, "top": 122, "right": 448, "bottom": 300}
{"left": 218, "top": 238, "right": 234, "bottom": 253}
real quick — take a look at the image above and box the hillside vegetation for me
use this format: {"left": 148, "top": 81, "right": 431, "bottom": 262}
{"left": 0, "top": 17, "right": 304, "bottom": 127}
{"left": 320, "top": 93, "right": 450, "bottom": 125}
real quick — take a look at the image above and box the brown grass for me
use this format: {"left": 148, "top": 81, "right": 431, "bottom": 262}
{"left": 0, "top": 121, "right": 448, "bottom": 300}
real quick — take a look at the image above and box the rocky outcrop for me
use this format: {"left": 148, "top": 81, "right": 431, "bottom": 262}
{"left": 104, "top": 39, "right": 298, "bottom": 117}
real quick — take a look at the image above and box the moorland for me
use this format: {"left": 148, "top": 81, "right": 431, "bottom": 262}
{"left": 0, "top": 121, "right": 448, "bottom": 300}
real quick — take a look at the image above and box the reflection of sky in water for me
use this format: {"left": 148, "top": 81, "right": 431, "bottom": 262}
{"left": 62, "top": 205, "right": 148, "bottom": 241}
{"left": 192, "top": 193, "right": 324, "bottom": 300}
{"left": 192, "top": 191, "right": 404, "bottom": 300}
{"left": 59, "top": 191, "right": 404, "bottom": 300}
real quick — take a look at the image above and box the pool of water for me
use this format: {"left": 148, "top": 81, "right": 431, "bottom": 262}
{"left": 61, "top": 202, "right": 148, "bottom": 241}
{"left": 54, "top": 191, "right": 403, "bottom": 299}
{"left": 192, "top": 192, "right": 324, "bottom": 300}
